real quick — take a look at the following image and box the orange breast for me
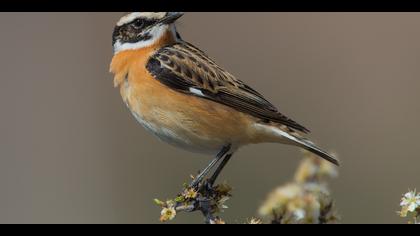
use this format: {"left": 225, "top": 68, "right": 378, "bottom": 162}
{"left": 110, "top": 47, "right": 258, "bottom": 154}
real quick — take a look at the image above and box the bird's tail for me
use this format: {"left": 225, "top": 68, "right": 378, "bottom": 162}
{"left": 294, "top": 137, "right": 339, "bottom": 166}
{"left": 255, "top": 124, "right": 339, "bottom": 166}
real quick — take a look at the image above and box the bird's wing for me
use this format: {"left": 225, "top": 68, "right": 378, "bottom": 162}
{"left": 146, "top": 42, "right": 309, "bottom": 133}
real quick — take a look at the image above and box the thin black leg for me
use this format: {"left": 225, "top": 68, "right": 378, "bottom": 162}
{"left": 189, "top": 144, "right": 231, "bottom": 188}
{"left": 208, "top": 153, "right": 233, "bottom": 186}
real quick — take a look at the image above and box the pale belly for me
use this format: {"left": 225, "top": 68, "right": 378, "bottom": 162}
{"left": 129, "top": 108, "right": 228, "bottom": 155}
{"left": 120, "top": 75, "right": 258, "bottom": 155}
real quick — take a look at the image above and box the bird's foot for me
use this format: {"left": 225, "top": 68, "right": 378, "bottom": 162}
{"left": 155, "top": 177, "right": 232, "bottom": 224}
{"left": 189, "top": 175, "right": 213, "bottom": 191}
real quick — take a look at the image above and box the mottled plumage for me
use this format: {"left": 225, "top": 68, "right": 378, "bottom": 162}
{"left": 146, "top": 42, "right": 310, "bottom": 133}
{"left": 110, "top": 12, "right": 338, "bottom": 189}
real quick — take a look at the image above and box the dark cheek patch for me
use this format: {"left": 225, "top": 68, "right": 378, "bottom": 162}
{"left": 134, "top": 32, "right": 152, "bottom": 43}
{"left": 113, "top": 17, "right": 161, "bottom": 47}
{"left": 112, "top": 26, "right": 122, "bottom": 45}
{"left": 115, "top": 25, "right": 153, "bottom": 45}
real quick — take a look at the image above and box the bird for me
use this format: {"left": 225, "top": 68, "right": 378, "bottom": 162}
{"left": 110, "top": 12, "right": 338, "bottom": 189}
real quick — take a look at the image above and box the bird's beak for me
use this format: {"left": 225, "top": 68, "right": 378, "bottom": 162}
{"left": 159, "top": 12, "right": 184, "bottom": 24}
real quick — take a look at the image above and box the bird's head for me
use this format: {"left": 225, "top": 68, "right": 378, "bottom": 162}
{"left": 112, "top": 12, "right": 184, "bottom": 54}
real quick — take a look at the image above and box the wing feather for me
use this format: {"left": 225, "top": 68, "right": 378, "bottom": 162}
{"left": 146, "top": 42, "right": 309, "bottom": 133}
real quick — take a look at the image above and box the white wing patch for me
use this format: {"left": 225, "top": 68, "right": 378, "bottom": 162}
{"left": 189, "top": 87, "right": 205, "bottom": 97}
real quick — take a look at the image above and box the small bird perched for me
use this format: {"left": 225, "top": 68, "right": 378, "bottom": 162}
{"left": 110, "top": 12, "right": 338, "bottom": 189}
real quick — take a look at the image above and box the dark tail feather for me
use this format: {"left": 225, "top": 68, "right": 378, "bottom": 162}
{"left": 261, "top": 124, "right": 339, "bottom": 166}
{"left": 299, "top": 140, "right": 339, "bottom": 166}
{"left": 280, "top": 127, "right": 339, "bottom": 166}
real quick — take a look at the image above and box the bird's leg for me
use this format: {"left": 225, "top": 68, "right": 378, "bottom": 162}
{"left": 208, "top": 153, "right": 233, "bottom": 187}
{"left": 189, "top": 144, "right": 231, "bottom": 189}
{"left": 189, "top": 157, "right": 223, "bottom": 188}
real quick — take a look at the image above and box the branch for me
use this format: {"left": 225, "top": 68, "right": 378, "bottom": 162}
{"left": 154, "top": 150, "right": 340, "bottom": 224}
{"left": 155, "top": 180, "right": 231, "bottom": 224}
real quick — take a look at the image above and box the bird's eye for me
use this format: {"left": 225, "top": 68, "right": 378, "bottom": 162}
{"left": 133, "top": 19, "right": 144, "bottom": 29}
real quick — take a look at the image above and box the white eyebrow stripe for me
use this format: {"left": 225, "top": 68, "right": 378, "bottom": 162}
{"left": 117, "top": 12, "right": 167, "bottom": 26}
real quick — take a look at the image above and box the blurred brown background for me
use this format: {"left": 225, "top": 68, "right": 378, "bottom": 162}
{"left": 0, "top": 12, "right": 419, "bottom": 224}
